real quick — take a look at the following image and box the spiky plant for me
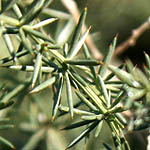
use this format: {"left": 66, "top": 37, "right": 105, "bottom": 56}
{"left": 0, "top": 0, "right": 150, "bottom": 150}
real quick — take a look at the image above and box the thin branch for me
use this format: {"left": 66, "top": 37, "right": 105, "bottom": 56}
{"left": 61, "top": 0, "right": 103, "bottom": 60}
{"left": 114, "top": 18, "right": 150, "bottom": 56}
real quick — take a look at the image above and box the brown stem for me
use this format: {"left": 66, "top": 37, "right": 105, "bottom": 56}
{"left": 114, "top": 18, "right": 150, "bottom": 56}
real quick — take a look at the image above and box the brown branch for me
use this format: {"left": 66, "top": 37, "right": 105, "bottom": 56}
{"left": 114, "top": 18, "right": 150, "bottom": 56}
{"left": 61, "top": 0, "right": 103, "bottom": 60}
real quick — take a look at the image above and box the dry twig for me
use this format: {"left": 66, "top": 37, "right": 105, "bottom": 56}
{"left": 114, "top": 18, "right": 150, "bottom": 56}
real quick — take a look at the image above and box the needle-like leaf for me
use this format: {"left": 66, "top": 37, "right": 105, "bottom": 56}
{"left": 3, "top": 33, "right": 16, "bottom": 61}
{"left": 75, "top": 90, "right": 98, "bottom": 111}
{"left": 68, "top": 7, "right": 87, "bottom": 57}
{"left": 42, "top": 8, "right": 71, "bottom": 20}
{"left": 144, "top": 51, "right": 150, "bottom": 70}
{"left": 97, "top": 75, "right": 110, "bottom": 107}
{"left": 23, "top": 25, "right": 55, "bottom": 44}
{"left": 32, "top": 53, "right": 42, "bottom": 87}
{"left": 5, "top": 65, "right": 54, "bottom": 73}
{"left": 62, "top": 120, "right": 95, "bottom": 130}
{"left": 59, "top": 105, "right": 94, "bottom": 116}
{"left": 0, "top": 101, "right": 14, "bottom": 110}
{"left": 19, "top": 0, "right": 48, "bottom": 25}
{"left": 66, "top": 121, "right": 99, "bottom": 149}
{"left": 99, "top": 35, "right": 117, "bottom": 77}
{"left": 1, "top": 83, "right": 30, "bottom": 103}
{"left": 56, "top": 19, "right": 75, "bottom": 46}
{"left": 19, "top": 28, "right": 33, "bottom": 55}
{"left": 68, "top": 27, "right": 91, "bottom": 59}
{"left": 21, "top": 128, "right": 46, "bottom": 150}
{"left": 94, "top": 120, "right": 103, "bottom": 137}
{"left": 65, "top": 59, "right": 102, "bottom": 66}
{"left": 65, "top": 72, "right": 74, "bottom": 118}
{"left": 0, "top": 136, "right": 15, "bottom": 149}
{"left": 30, "top": 76, "right": 56, "bottom": 93}
{"left": 108, "top": 65, "right": 141, "bottom": 88}
{"left": 52, "top": 74, "right": 63, "bottom": 120}
{"left": 102, "top": 141, "right": 112, "bottom": 150}
{"left": 0, "top": 14, "right": 19, "bottom": 26}
{"left": 0, "top": 50, "right": 29, "bottom": 65}
{"left": 70, "top": 72, "right": 107, "bottom": 113}
{"left": 32, "top": 18, "right": 58, "bottom": 29}
{"left": 0, "top": 124, "right": 14, "bottom": 130}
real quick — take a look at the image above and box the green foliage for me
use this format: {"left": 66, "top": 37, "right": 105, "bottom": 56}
{"left": 0, "top": 0, "right": 149, "bottom": 150}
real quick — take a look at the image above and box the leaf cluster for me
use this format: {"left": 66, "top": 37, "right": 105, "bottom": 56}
{"left": 0, "top": 1, "right": 149, "bottom": 150}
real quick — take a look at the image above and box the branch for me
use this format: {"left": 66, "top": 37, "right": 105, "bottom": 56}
{"left": 61, "top": 0, "right": 103, "bottom": 60}
{"left": 114, "top": 18, "right": 150, "bottom": 56}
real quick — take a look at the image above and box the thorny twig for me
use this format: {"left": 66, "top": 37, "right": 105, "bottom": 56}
{"left": 114, "top": 18, "right": 150, "bottom": 56}
{"left": 61, "top": 0, "right": 103, "bottom": 60}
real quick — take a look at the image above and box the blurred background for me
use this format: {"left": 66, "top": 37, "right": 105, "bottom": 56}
{"left": 1, "top": 0, "right": 150, "bottom": 150}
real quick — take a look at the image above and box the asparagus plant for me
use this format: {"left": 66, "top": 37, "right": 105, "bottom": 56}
{"left": 0, "top": 0, "right": 149, "bottom": 150}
